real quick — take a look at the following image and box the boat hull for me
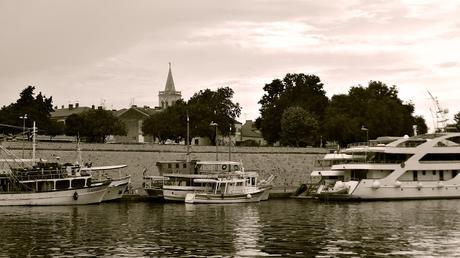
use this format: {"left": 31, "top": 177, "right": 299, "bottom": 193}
{"left": 185, "top": 189, "right": 266, "bottom": 204}
{"left": 102, "top": 176, "right": 130, "bottom": 202}
{"left": 162, "top": 186, "right": 208, "bottom": 202}
{"left": 0, "top": 184, "right": 108, "bottom": 206}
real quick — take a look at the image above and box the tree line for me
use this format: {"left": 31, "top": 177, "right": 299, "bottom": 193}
{"left": 257, "top": 74, "right": 429, "bottom": 147}
{"left": 2, "top": 73, "right": 453, "bottom": 146}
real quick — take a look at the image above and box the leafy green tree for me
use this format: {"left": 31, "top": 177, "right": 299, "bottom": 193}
{"left": 65, "top": 109, "right": 126, "bottom": 143}
{"left": 323, "top": 81, "right": 426, "bottom": 146}
{"left": 280, "top": 107, "right": 319, "bottom": 147}
{"left": 142, "top": 87, "right": 240, "bottom": 145}
{"left": 188, "top": 87, "right": 241, "bottom": 144}
{"left": 258, "top": 73, "right": 328, "bottom": 145}
{"left": 0, "top": 86, "right": 55, "bottom": 136}
{"left": 142, "top": 100, "right": 188, "bottom": 143}
{"left": 413, "top": 116, "right": 428, "bottom": 135}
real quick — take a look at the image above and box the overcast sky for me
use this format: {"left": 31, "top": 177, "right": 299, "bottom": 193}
{"left": 1, "top": 0, "right": 459, "bottom": 130}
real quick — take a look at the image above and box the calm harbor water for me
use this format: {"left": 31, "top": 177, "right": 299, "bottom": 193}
{"left": 1, "top": 199, "right": 460, "bottom": 257}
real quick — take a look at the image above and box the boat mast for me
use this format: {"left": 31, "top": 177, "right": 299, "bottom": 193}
{"left": 186, "top": 111, "right": 190, "bottom": 162}
{"left": 32, "top": 121, "right": 36, "bottom": 164}
{"left": 228, "top": 125, "right": 231, "bottom": 161}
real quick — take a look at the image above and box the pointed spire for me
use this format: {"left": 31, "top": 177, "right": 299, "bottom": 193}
{"left": 164, "top": 62, "right": 176, "bottom": 92}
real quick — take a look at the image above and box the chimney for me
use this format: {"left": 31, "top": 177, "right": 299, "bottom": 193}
{"left": 61, "top": 105, "right": 64, "bottom": 109}
{"left": 91, "top": 105, "right": 95, "bottom": 109}
{"left": 97, "top": 106, "right": 102, "bottom": 110}
{"left": 75, "top": 103, "right": 79, "bottom": 108}
{"left": 69, "top": 104, "right": 74, "bottom": 110}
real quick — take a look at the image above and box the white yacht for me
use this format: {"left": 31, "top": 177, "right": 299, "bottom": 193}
{"left": 314, "top": 133, "right": 460, "bottom": 200}
{"left": 81, "top": 165, "right": 130, "bottom": 202}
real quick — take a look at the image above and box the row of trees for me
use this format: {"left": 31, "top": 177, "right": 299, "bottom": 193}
{"left": 257, "top": 74, "right": 428, "bottom": 147}
{"left": 142, "top": 87, "right": 241, "bottom": 144}
{"left": 0, "top": 86, "right": 127, "bottom": 142}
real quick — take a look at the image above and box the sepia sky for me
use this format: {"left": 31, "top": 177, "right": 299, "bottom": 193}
{"left": 1, "top": 0, "right": 459, "bottom": 129}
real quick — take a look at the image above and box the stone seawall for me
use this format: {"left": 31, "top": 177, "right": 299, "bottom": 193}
{"left": 2, "top": 142, "right": 326, "bottom": 192}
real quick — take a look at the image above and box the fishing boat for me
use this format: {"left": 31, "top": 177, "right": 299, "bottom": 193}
{"left": 81, "top": 165, "right": 130, "bottom": 202}
{"left": 161, "top": 160, "right": 244, "bottom": 201}
{"left": 184, "top": 173, "right": 268, "bottom": 204}
{"left": 143, "top": 175, "right": 169, "bottom": 199}
{"left": 314, "top": 133, "right": 460, "bottom": 201}
{"left": 0, "top": 151, "right": 110, "bottom": 206}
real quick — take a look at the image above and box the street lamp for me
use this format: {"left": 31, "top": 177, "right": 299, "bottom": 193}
{"left": 19, "top": 114, "right": 28, "bottom": 158}
{"left": 210, "top": 121, "right": 218, "bottom": 161}
{"left": 361, "top": 125, "right": 369, "bottom": 162}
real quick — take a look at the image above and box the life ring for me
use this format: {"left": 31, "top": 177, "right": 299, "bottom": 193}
{"left": 73, "top": 191, "right": 79, "bottom": 201}
{"left": 222, "top": 165, "right": 227, "bottom": 170}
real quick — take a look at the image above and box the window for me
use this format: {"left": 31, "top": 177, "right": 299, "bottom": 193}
{"left": 176, "top": 164, "right": 179, "bottom": 169}
{"left": 433, "top": 171, "right": 436, "bottom": 175}
{"left": 440, "top": 170, "right": 444, "bottom": 181}
{"left": 422, "top": 171, "right": 426, "bottom": 176}
{"left": 413, "top": 171, "right": 418, "bottom": 181}
{"left": 183, "top": 164, "right": 187, "bottom": 169}
{"left": 453, "top": 170, "right": 458, "bottom": 178}
{"left": 168, "top": 164, "right": 172, "bottom": 169}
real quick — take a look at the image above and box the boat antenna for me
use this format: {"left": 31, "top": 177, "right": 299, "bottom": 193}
{"left": 76, "top": 132, "right": 82, "bottom": 165}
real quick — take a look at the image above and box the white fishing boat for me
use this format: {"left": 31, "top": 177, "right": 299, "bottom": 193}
{"left": 314, "top": 133, "right": 460, "bottom": 200}
{"left": 184, "top": 176, "right": 268, "bottom": 204}
{"left": 81, "top": 165, "right": 130, "bottom": 202}
{"left": 0, "top": 157, "right": 110, "bottom": 206}
{"left": 162, "top": 160, "right": 244, "bottom": 201}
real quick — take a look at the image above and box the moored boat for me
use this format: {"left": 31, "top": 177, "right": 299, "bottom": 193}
{"left": 0, "top": 157, "right": 110, "bottom": 206}
{"left": 184, "top": 177, "right": 268, "bottom": 204}
{"left": 314, "top": 133, "right": 460, "bottom": 201}
{"left": 81, "top": 165, "right": 130, "bottom": 202}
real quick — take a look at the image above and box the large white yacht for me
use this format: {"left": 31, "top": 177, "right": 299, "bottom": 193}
{"left": 314, "top": 133, "right": 460, "bottom": 200}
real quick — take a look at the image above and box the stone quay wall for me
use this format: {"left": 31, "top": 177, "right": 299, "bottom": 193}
{"left": 2, "top": 142, "right": 326, "bottom": 193}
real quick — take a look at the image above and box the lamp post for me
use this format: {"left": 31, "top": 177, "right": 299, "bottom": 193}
{"left": 361, "top": 125, "right": 369, "bottom": 162}
{"left": 19, "top": 114, "right": 28, "bottom": 158}
{"left": 210, "top": 121, "right": 218, "bottom": 161}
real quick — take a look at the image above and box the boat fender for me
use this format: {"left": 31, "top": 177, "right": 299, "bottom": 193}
{"left": 394, "top": 181, "right": 402, "bottom": 188}
{"left": 417, "top": 182, "right": 422, "bottom": 190}
{"left": 401, "top": 162, "right": 405, "bottom": 168}
{"left": 438, "top": 182, "right": 444, "bottom": 188}
{"left": 246, "top": 194, "right": 252, "bottom": 199}
{"left": 73, "top": 191, "right": 79, "bottom": 201}
{"left": 222, "top": 165, "right": 227, "bottom": 170}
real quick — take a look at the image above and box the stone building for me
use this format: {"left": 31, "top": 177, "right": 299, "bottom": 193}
{"left": 158, "top": 63, "right": 181, "bottom": 109}
{"left": 51, "top": 103, "right": 92, "bottom": 125}
{"left": 113, "top": 106, "right": 157, "bottom": 143}
{"left": 239, "top": 120, "right": 267, "bottom": 146}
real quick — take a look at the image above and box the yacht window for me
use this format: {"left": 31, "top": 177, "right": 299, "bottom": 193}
{"left": 453, "top": 170, "right": 458, "bottom": 178}
{"left": 422, "top": 171, "right": 426, "bottom": 176}
{"left": 183, "top": 164, "right": 187, "bottom": 169}
{"left": 168, "top": 164, "right": 172, "bottom": 169}
{"left": 413, "top": 171, "right": 418, "bottom": 181}
{"left": 420, "top": 153, "right": 460, "bottom": 162}
{"left": 176, "top": 164, "right": 179, "bottom": 169}
{"left": 440, "top": 170, "right": 444, "bottom": 181}
{"left": 433, "top": 171, "right": 436, "bottom": 175}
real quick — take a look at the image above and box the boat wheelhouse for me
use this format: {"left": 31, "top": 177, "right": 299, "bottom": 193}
{"left": 314, "top": 133, "right": 460, "bottom": 200}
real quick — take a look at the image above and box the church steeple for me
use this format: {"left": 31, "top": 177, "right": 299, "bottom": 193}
{"left": 164, "top": 62, "right": 176, "bottom": 92}
{"left": 158, "top": 62, "right": 182, "bottom": 110}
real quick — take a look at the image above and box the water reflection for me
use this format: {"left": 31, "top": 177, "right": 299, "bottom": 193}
{"left": 2, "top": 200, "right": 460, "bottom": 256}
